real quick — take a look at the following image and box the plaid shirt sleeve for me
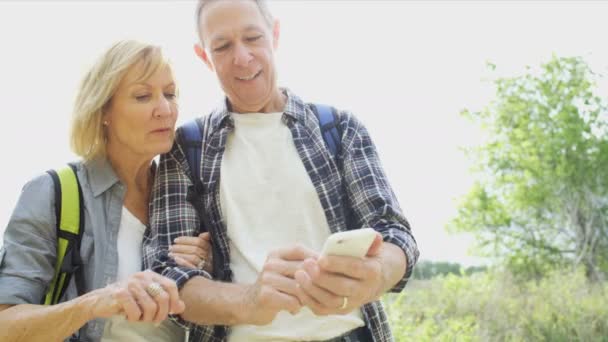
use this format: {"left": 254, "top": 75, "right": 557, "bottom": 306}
{"left": 143, "top": 130, "right": 212, "bottom": 329}
{"left": 339, "top": 111, "right": 420, "bottom": 292}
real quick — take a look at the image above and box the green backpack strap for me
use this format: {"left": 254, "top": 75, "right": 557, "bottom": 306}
{"left": 43, "top": 163, "right": 85, "bottom": 305}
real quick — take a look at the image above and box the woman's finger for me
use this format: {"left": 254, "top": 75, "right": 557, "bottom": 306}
{"left": 169, "top": 244, "right": 207, "bottom": 258}
{"left": 174, "top": 254, "right": 198, "bottom": 269}
{"left": 127, "top": 280, "right": 158, "bottom": 322}
{"left": 155, "top": 276, "right": 185, "bottom": 315}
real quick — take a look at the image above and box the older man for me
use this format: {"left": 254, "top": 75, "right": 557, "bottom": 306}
{"left": 144, "top": 1, "right": 419, "bottom": 341}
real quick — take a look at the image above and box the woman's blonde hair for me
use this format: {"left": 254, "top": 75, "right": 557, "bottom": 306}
{"left": 70, "top": 40, "right": 173, "bottom": 161}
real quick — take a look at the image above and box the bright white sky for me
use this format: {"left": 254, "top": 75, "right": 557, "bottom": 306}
{"left": 1, "top": 1, "right": 608, "bottom": 266}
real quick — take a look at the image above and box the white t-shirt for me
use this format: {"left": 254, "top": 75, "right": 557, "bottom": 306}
{"left": 101, "top": 207, "right": 185, "bottom": 342}
{"left": 221, "top": 113, "right": 364, "bottom": 342}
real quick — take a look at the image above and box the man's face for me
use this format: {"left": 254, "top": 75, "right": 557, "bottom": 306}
{"left": 198, "top": 1, "right": 281, "bottom": 113}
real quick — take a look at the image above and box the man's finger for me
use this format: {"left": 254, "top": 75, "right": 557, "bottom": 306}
{"left": 264, "top": 258, "right": 303, "bottom": 278}
{"left": 262, "top": 272, "right": 302, "bottom": 299}
{"left": 294, "top": 270, "right": 341, "bottom": 312}
{"left": 318, "top": 255, "right": 372, "bottom": 280}
{"left": 270, "top": 244, "right": 318, "bottom": 262}
{"left": 366, "top": 233, "right": 383, "bottom": 257}
{"left": 302, "top": 263, "right": 359, "bottom": 298}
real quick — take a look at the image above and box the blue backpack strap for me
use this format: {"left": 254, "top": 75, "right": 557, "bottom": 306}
{"left": 180, "top": 119, "right": 204, "bottom": 182}
{"left": 312, "top": 104, "right": 341, "bottom": 159}
{"left": 179, "top": 119, "right": 229, "bottom": 281}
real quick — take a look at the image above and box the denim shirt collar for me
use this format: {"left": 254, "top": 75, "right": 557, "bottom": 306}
{"left": 84, "top": 157, "right": 121, "bottom": 197}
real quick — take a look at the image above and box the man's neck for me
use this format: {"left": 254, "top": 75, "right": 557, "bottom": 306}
{"left": 229, "top": 88, "right": 287, "bottom": 114}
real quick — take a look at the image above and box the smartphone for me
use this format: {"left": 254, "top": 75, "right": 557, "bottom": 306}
{"left": 320, "top": 228, "right": 377, "bottom": 259}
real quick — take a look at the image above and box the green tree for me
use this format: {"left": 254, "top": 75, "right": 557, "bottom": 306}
{"left": 451, "top": 56, "right": 608, "bottom": 281}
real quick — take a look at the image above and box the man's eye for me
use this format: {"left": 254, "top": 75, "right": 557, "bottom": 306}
{"left": 214, "top": 44, "right": 230, "bottom": 52}
{"left": 246, "top": 35, "right": 262, "bottom": 42}
{"left": 164, "top": 93, "right": 176, "bottom": 100}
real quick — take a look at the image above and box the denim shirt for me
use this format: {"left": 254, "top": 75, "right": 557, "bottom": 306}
{"left": 0, "top": 158, "right": 125, "bottom": 341}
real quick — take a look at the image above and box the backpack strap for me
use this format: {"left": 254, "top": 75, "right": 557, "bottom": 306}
{"left": 311, "top": 104, "right": 341, "bottom": 159}
{"left": 44, "top": 163, "right": 84, "bottom": 305}
{"left": 179, "top": 119, "right": 228, "bottom": 281}
{"left": 181, "top": 119, "right": 205, "bottom": 187}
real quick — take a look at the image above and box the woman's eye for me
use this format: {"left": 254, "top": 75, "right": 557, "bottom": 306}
{"left": 164, "top": 93, "right": 176, "bottom": 100}
{"left": 135, "top": 94, "right": 151, "bottom": 102}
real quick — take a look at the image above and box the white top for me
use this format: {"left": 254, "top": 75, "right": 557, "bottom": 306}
{"left": 221, "top": 113, "right": 364, "bottom": 342}
{"left": 101, "top": 207, "right": 185, "bottom": 342}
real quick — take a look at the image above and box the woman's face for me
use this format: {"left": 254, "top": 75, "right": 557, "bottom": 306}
{"left": 104, "top": 62, "right": 178, "bottom": 160}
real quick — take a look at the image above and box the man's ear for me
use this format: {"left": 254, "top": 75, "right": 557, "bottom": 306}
{"left": 272, "top": 19, "right": 280, "bottom": 50}
{"left": 194, "top": 43, "right": 214, "bottom": 71}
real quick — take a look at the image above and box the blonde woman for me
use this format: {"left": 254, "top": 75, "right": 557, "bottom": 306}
{"left": 0, "top": 40, "right": 211, "bottom": 341}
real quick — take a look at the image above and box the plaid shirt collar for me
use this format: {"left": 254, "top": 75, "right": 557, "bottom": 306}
{"left": 206, "top": 88, "right": 309, "bottom": 136}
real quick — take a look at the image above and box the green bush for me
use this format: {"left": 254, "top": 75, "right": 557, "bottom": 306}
{"left": 384, "top": 269, "right": 608, "bottom": 341}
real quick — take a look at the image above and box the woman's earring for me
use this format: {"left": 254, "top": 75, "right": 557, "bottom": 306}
{"left": 103, "top": 121, "right": 109, "bottom": 126}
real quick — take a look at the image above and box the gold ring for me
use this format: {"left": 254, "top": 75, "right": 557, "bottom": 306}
{"left": 340, "top": 296, "right": 348, "bottom": 310}
{"left": 197, "top": 259, "right": 206, "bottom": 270}
{"left": 145, "top": 282, "right": 164, "bottom": 298}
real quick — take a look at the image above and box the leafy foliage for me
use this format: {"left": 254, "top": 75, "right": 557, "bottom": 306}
{"left": 412, "top": 260, "right": 487, "bottom": 280}
{"left": 451, "top": 56, "right": 608, "bottom": 280}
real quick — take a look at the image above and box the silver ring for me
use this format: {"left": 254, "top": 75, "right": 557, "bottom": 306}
{"left": 145, "top": 282, "right": 164, "bottom": 298}
{"left": 197, "top": 259, "right": 206, "bottom": 270}
{"left": 340, "top": 296, "right": 348, "bottom": 310}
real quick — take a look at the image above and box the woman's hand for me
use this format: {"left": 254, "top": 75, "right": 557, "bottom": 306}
{"left": 87, "top": 270, "right": 185, "bottom": 325}
{"left": 169, "top": 232, "right": 213, "bottom": 273}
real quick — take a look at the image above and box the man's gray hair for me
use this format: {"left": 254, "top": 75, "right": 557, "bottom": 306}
{"left": 195, "top": 0, "right": 274, "bottom": 47}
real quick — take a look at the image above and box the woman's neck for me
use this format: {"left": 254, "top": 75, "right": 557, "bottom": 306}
{"left": 106, "top": 148, "right": 154, "bottom": 224}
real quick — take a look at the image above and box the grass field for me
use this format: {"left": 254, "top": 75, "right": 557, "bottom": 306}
{"left": 384, "top": 269, "right": 608, "bottom": 341}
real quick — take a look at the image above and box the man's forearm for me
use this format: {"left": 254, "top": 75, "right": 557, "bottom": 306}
{"left": 379, "top": 242, "right": 407, "bottom": 294}
{"left": 179, "top": 276, "right": 250, "bottom": 326}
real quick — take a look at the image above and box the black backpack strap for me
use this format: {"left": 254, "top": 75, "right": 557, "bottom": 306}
{"left": 311, "top": 104, "right": 342, "bottom": 159}
{"left": 44, "top": 163, "right": 85, "bottom": 305}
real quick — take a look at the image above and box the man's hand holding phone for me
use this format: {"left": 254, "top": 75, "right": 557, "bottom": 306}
{"left": 294, "top": 228, "right": 386, "bottom": 316}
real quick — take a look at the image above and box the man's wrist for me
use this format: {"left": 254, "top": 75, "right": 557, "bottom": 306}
{"left": 179, "top": 277, "right": 254, "bottom": 326}
{"left": 379, "top": 242, "right": 407, "bottom": 294}
{"left": 232, "top": 283, "right": 255, "bottom": 325}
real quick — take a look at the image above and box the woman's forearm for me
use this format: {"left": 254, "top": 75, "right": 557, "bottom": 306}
{"left": 0, "top": 294, "right": 96, "bottom": 342}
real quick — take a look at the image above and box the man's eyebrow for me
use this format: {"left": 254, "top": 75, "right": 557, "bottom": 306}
{"left": 209, "top": 35, "right": 229, "bottom": 45}
{"left": 209, "top": 25, "right": 265, "bottom": 44}
{"left": 243, "top": 24, "right": 264, "bottom": 32}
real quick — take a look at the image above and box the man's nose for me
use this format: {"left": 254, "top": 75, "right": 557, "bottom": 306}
{"left": 233, "top": 43, "right": 253, "bottom": 67}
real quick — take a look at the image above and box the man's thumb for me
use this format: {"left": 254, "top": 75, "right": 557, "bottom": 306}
{"left": 366, "top": 233, "right": 383, "bottom": 257}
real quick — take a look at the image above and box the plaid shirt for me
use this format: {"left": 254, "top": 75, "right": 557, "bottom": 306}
{"left": 143, "top": 89, "right": 419, "bottom": 342}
